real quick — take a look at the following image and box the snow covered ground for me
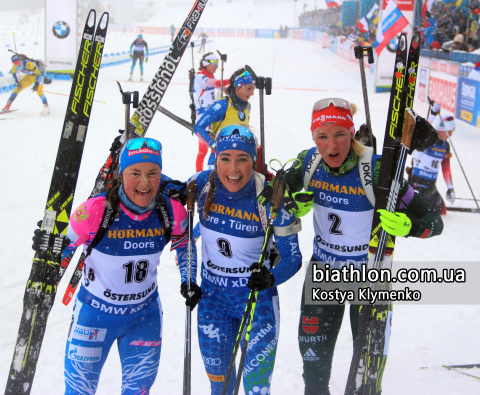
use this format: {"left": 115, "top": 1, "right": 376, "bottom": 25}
{"left": 1, "top": 4, "right": 480, "bottom": 395}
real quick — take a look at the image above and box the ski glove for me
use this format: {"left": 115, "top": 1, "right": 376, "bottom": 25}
{"left": 145, "top": 58, "right": 148, "bottom": 63}
{"left": 110, "top": 134, "right": 123, "bottom": 153}
{"left": 431, "top": 102, "right": 441, "bottom": 116}
{"left": 246, "top": 262, "right": 275, "bottom": 292}
{"left": 32, "top": 220, "right": 71, "bottom": 252}
{"left": 180, "top": 282, "right": 202, "bottom": 311}
{"left": 32, "top": 82, "right": 39, "bottom": 92}
{"left": 407, "top": 109, "right": 438, "bottom": 153}
{"left": 378, "top": 209, "right": 412, "bottom": 237}
{"left": 293, "top": 191, "right": 314, "bottom": 218}
{"left": 446, "top": 187, "right": 455, "bottom": 204}
{"left": 129, "top": 54, "right": 133, "bottom": 59}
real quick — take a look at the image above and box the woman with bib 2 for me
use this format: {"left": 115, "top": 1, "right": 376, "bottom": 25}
{"left": 286, "top": 99, "right": 443, "bottom": 395}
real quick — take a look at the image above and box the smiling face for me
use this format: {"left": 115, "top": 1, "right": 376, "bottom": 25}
{"left": 312, "top": 125, "right": 353, "bottom": 168}
{"left": 216, "top": 150, "right": 254, "bottom": 193}
{"left": 235, "top": 84, "right": 255, "bottom": 102}
{"left": 122, "top": 162, "right": 161, "bottom": 207}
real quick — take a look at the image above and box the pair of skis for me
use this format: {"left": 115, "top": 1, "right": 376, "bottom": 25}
{"left": 5, "top": 10, "right": 109, "bottom": 395}
{"left": 345, "top": 32, "right": 421, "bottom": 395}
{"left": 61, "top": 0, "right": 210, "bottom": 308}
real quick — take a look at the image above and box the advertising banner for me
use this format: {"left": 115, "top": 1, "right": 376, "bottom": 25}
{"left": 217, "top": 28, "right": 227, "bottom": 37}
{"left": 45, "top": 0, "right": 77, "bottom": 74}
{"left": 428, "top": 70, "right": 458, "bottom": 113}
{"left": 374, "top": 0, "right": 415, "bottom": 92}
{"left": 416, "top": 56, "right": 431, "bottom": 103}
{"left": 456, "top": 66, "right": 480, "bottom": 127}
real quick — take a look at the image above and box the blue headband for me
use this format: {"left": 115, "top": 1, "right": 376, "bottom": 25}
{"left": 216, "top": 126, "right": 257, "bottom": 161}
{"left": 119, "top": 138, "right": 162, "bottom": 174}
{"left": 234, "top": 71, "right": 254, "bottom": 87}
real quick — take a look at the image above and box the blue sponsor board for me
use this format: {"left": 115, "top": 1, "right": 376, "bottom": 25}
{"left": 329, "top": 35, "right": 337, "bottom": 54}
{"left": 302, "top": 29, "right": 315, "bottom": 41}
{"left": 456, "top": 66, "right": 480, "bottom": 127}
{"left": 255, "top": 29, "right": 278, "bottom": 38}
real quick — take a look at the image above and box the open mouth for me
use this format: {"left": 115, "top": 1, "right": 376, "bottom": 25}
{"left": 226, "top": 175, "right": 242, "bottom": 185}
{"left": 135, "top": 188, "right": 152, "bottom": 196}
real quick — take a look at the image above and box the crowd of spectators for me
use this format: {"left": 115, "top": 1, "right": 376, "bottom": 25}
{"left": 298, "top": 1, "right": 480, "bottom": 53}
{"left": 298, "top": 7, "right": 341, "bottom": 30}
{"left": 420, "top": 2, "right": 480, "bottom": 52}
{"left": 298, "top": 7, "right": 376, "bottom": 44}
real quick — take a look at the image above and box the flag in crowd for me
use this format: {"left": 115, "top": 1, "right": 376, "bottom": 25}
{"left": 375, "top": 0, "right": 408, "bottom": 55}
{"left": 359, "top": 3, "right": 380, "bottom": 32}
{"left": 325, "top": 0, "right": 340, "bottom": 8}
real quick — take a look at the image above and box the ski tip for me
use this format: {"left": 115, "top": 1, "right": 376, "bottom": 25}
{"left": 62, "top": 284, "right": 77, "bottom": 306}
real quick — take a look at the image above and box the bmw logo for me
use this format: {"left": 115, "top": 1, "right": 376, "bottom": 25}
{"left": 238, "top": 111, "right": 245, "bottom": 121}
{"left": 53, "top": 21, "right": 70, "bottom": 39}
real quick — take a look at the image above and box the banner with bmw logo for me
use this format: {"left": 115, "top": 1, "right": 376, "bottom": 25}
{"left": 46, "top": 0, "right": 77, "bottom": 74}
{"left": 373, "top": 0, "right": 415, "bottom": 93}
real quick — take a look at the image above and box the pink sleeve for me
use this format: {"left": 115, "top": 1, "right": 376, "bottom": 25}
{"left": 67, "top": 195, "right": 106, "bottom": 248}
{"left": 170, "top": 199, "right": 188, "bottom": 251}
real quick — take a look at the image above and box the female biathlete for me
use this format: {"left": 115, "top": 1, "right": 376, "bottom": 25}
{"left": 194, "top": 68, "right": 255, "bottom": 170}
{"left": 193, "top": 52, "right": 230, "bottom": 172}
{"left": 59, "top": 138, "right": 199, "bottom": 394}
{"left": 187, "top": 125, "right": 302, "bottom": 395}
{"left": 408, "top": 102, "right": 456, "bottom": 215}
{"left": 286, "top": 99, "right": 444, "bottom": 395}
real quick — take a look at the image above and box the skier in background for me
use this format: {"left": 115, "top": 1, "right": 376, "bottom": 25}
{"left": 194, "top": 68, "right": 255, "bottom": 170}
{"left": 1, "top": 54, "right": 49, "bottom": 115}
{"left": 407, "top": 102, "right": 456, "bottom": 215}
{"left": 129, "top": 34, "right": 149, "bottom": 81}
{"left": 170, "top": 24, "right": 175, "bottom": 42}
{"left": 198, "top": 32, "right": 208, "bottom": 53}
{"left": 192, "top": 52, "right": 230, "bottom": 171}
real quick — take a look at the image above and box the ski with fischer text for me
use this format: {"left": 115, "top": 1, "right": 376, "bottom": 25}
{"left": 345, "top": 32, "right": 421, "bottom": 395}
{"left": 5, "top": 11, "right": 108, "bottom": 395}
{"left": 62, "top": 0, "right": 209, "bottom": 306}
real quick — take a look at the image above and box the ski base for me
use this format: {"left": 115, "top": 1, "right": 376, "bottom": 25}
{"left": 447, "top": 207, "right": 480, "bottom": 213}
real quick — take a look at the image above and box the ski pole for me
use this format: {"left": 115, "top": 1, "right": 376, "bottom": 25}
{"left": 117, "top": 81, "right": 139, "bottom": 139}
{"left": 217, "top": 50, "right": 227, "bottom": 97}
{"left": 34, "top": 16, "right": 40, "bottom": 58}
{"left": 43, "top": 90, "right": 107, "bottom": 103}
{"left": 189, "top": 42, "right": 196, "bottom": 135}
{"left": 354, "top": 45, "right": 375, "bottom": 152}
{"left": 12, "top": 32, "right": 17, "bottom": 52}
{"left": 157, "top": 105, "right": 193, "bottom": 132}
{"left": 221, "top": 164, "right": 287, "bottom": 395}
{"left": 245, "top": 65, "right": 272, "bottom": 176}
{"left": 232, "top": 164, "right": 288, "bottom": 395}
{"left": 183, "top": 180, "right": 197, "bottom": 395}
{"left": 438, "top": 111, "right": 480, "bottom": 211}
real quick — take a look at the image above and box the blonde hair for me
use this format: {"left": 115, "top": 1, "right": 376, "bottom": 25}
{"left": 351, "top": 138, "right": 365, "bottom": 156}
